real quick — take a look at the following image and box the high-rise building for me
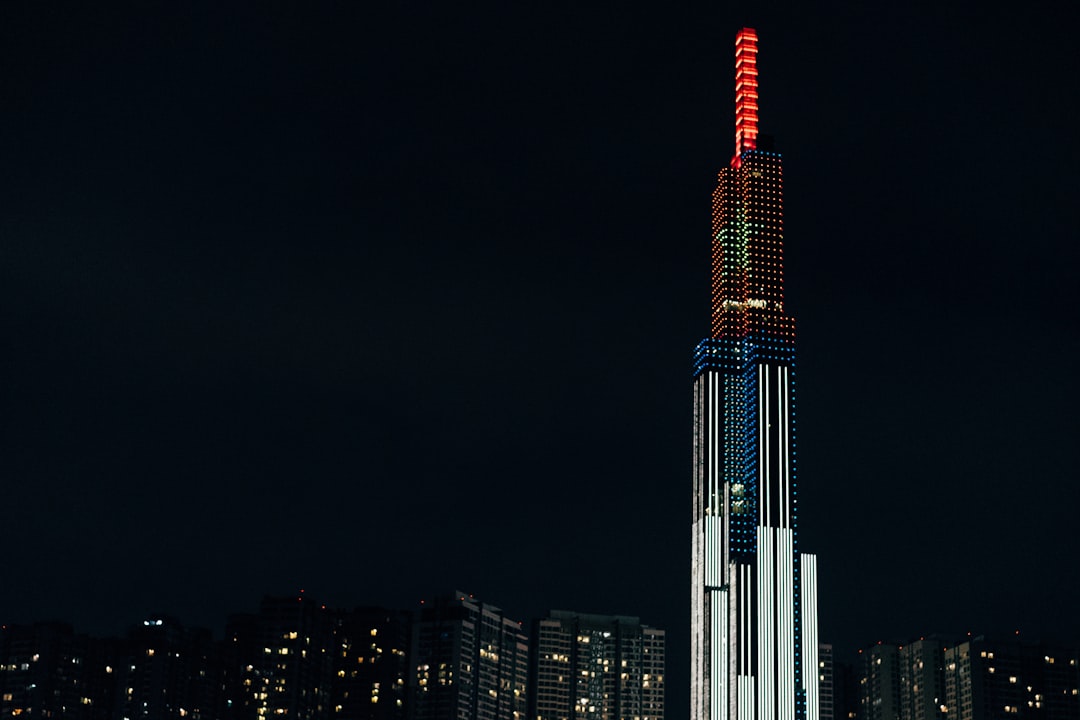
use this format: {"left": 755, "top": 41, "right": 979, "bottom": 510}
{"left": 861, "top": 644, "right": 902, "bottom": 720}
{"left": 690, "top": 26, "right": 819, "bottom": 720}
{"left": 408, "top": 592, "right": 528, "bottom": 720}
{"left": 900, "top": 638, "right": 947, "bottom": 720}
{"left": 529, "top": 610, "right": 665, "bottom": 720}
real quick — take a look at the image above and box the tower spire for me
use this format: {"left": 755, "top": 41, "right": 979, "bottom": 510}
{"left": 733, "top": 27, "right": 759, "bottom": 167}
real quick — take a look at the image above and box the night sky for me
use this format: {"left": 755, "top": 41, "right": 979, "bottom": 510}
{"left": 3, "top": 3, "right": 1078, "bottom": 717}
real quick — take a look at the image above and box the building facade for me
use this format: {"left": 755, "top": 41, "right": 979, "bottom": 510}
{"left": 222, "top": 594, "right": 335, "bottom": 720}
{"left": 529, "top": 610, "right": 664, "bottom": 720}
{"left": 943, "top": 637, "right": 1080, "bottom": 720}
{"left": 0, "top": 621, "right": 117, "bottom": 720}
{"left": 857, "top": 635, "right": 1080, "bottom": 720}
{"left": 690, "top": 26, "right": 819, "bottom": 720}
{"left": 859, "top": 639, "right": 948, "bottom": 720}
{"left": 116, "top": 616, "right": 222, "bottom": 720}
{"left": 820, "top": 644, "right": 835, "bottom": 720}
{"left": 861, "top": 644, "right": 902, "bottom": 720}
{"left": 408, "top": 592, "right": 528, "bottom": 720}
{"left": 901, "top": 638, "right": 947, "bottom": 720}
{"left": 330, "top": 606, "right": 411, "bottom": 719}
{"left": 835, "top": 659, "right": 859, "bottom": 720}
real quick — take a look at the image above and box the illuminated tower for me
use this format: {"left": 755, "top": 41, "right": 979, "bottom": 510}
{"left": 690, "top": 27, "right": 819, "bottom": 720}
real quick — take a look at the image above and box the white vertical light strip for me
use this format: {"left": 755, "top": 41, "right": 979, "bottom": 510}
{"left": 705, "top": 517, "right": 720, "bottom": 588}
{"left": 741, "top": 563, "right": 749, "bottom": 675}
{"left": 705, "top": 519, "right": 711, "bottom": 587}
{"left": 719, "top": 588, "right": 730, "bottom": 720}
{"left": 713, "top": 517, "right": 718, "bottom": 590}
{"left": 781, "top": 367, "right": 790, "bottom": 528}
{"left": 755, "top": 528, "right": 764, "bottom": 720}
{"left": 708, "top": 373, "right": 715, "bottom": 515}
{"left": 781, "top": 534, "right": 787, "bottom": 720}
{"left": 723, "top": 482, "right": 731, "bottom": 580}
{"left": 714, "top": 373, "right": 721, "bottom": 511}
{"left": 781, "top": 526, "right": 790, "bottom": 720}
{"left": 734, "top": 561, "right": 741, "bottom": 720}
{"left": 769, "top": 528, "right": 777, "bottom": 720}
{"left": 803, "top": 554, "right": 820, "bottom": 720}
{"left": 764, "top": 365, "right": 771, "bottom": 530}
{"left": 728, "top": 562, "right": 737, "bottom": 720}
{"left": 693, "top": 374, "right": 704, "bottom": 720}
{"left": 714, "top": 376, "right": 721, "bottom": 588}
{"left": 778, "top": 528, "right": 795, "bottom": 720}
{"left": 757, "top": 527, "right": 775, "bottom": 720}
{"left": 781, "top": 366, "right": 789, "bottom": 529}
{"left": 758, "top": 365, "right": 766, "bottom": 529}
{"left": 692, "top": 523, "right": 702, "bottom": 720}
{"left": 712, "top": 589, "right": 719, "bottom": 720}
{"left": 740, "top": 674, "right": 756, "bottom": 720}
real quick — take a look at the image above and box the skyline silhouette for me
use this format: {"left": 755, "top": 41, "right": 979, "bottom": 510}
{"left": 3, "top": 4, "right": 1078, "bottom": 719}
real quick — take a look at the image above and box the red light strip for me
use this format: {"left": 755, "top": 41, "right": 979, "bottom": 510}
{"left": 733, "top": 27, "right": 759, "bottom": 166}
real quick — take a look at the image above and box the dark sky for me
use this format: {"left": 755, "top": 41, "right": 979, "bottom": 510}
{"left": 2, "top": 2, "right": 1078, "bottom": 717}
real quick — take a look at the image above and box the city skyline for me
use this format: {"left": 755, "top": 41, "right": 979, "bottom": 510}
{"left": 3, "top": 5, "right": 1078, "bottom": 720}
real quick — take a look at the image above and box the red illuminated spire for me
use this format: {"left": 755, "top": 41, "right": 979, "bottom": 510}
{"left": 733, "top": 27, "right": 759, "bottom": 167}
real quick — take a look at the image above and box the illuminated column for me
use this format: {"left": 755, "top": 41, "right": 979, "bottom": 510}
{"left": 803, "top": 554, "right": 820, "bottom": 720}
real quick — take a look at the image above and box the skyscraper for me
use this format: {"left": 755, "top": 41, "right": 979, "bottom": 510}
{"left": 691, "top": 27, "right": 819, "bottom": 720}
